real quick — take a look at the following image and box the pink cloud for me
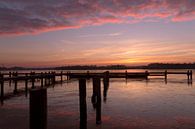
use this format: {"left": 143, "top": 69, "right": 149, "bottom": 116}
{"left": 0, "top": 0, "right": 195, "bottom": 35}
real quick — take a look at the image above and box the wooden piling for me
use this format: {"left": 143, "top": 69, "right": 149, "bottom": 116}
{"left": 103, "top": 71, "right": 109, "bottom": 102}
{"left": 44, "top": 72, "right": 47, "bottom": 86}
{"left": 187, "top": 70, "right": 190, "bottom": 80}
{"left": 41, "top": 72, "right": 44, "bottom": 87}
{"left": 165, "top": 70, "right": 167, "bottom": 79}
{"left": 60, "top": 71, "right": 63, "bottom": 83}
{"left": 93, "top": 78, "right": 101, "bottom": 125}
{"left": 25, "top": 73, "right": 28, "bottom": 97}
{"left": 190, "top": 70, "right": 193, "bottom": 80}
{"left": 30, "top": 72, "right": 35, "bottom": 89}
{"left": 48, "top": 72, "right": 51, "bottom": 85}
{"left": 30, "top": 88, "right": 47, "bottom": 129}
{"left": 53, "top": 72, "right": 56, "bottom": 84}
{"left": 79, "top": 79, "right": 87, "bottom": 129}
{"left": 9, "top": 72, "right": 11, "bottom": 86}
{"left": 0, "top": 74, "right": 4, "bottom": 100}
{"left": 14, "top": 72, "right": 18, "bottom": 94}
{"left": 145, "top": 71, "right": 149, "bottom": 80}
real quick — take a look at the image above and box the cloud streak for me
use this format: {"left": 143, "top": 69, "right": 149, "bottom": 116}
{"left": 0, "top": 0, "right": 195, "bottom": 35}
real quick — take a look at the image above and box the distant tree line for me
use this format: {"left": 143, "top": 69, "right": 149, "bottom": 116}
{"left": 146, "top": 63, "right": 195, "bottom": 69}
{"left": 0, "top": 63, "right": 195, "bottom": 71}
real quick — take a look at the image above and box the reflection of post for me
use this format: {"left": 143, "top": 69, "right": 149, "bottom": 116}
{"left": 93, "top": 78, "right": 101, "bottom": 125}
{"left": 79, "top": 79, "right": 87, "bottom": 129}
{"left": 30, "top": 88, "right": 47, "bottom": 129}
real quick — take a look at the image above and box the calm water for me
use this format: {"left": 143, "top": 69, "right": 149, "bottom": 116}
{"left": 0, "top": 69, "right": 195, "bottom": 129}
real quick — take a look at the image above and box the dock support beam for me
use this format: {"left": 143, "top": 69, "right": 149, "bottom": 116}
{"left": 93, "top": 78, "right": 102, "bottom": 125}
{"left": 79, "top": 79, "right": 87, "bottom": 129}
{"left": 103, "top": 71, "right": 109, "bottom": 102}
{"left": 25, "top": 73, "right": 28, "bottom": 97}
{"left": 190, "top": 70, "right": 193, "bottom": 80}
{"left": 0, "top": 74, "right": 4, "bottom": 101}
{"left": 61, "top": 71, "right": 63, "bottom": 83}
{"left": 41, "top": 72, "right": 44, "bottom": 87}
{"left": 14, "top": 72, "right": 18, "bottom": 94}
{"left": 30, "top": 88, "right": 47, "bottom": 129}
{"left": 145, "top": 71, "right": 149, "bottom": 80}
{"left": 9, "top": 72, "right": 11, "bottom": 86}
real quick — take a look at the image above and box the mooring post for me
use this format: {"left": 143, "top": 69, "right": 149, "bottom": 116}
{"left": 31, "top": 72, "right": 35, "bottom": 89}
{"left": 103, "top": 71, "right": 109, "bottom": 102}
{"left": 165, "top": 70, "right": 168, "bottom": 80}
{"left": 30, "top": 88, "right": 47, "bottom": 129}
{"left": 14, "top": 72, "right": 18, "bottom": 94}
{"left": 48, "top": 72, "right": 51, "bottom": 85}
{"left": 53, "top": 72, "right": 56, "bottom": 84}
{"left": 79, "top": 79, "right": 87, "bottom": 129}
{"left": 93, "top": 78, "right": 101, "bottom": 125}
{"left": 145, "top": 71, "right": 149, "bottom": 80}
{"left": 25, "top": 73, "right": 28, "bottom": 97}
{"left": 190, "top": 70, "right": 193, "bottom": 80}
{"left": 41, "top": 72, "right": 44, "bottom": 87}
{"left": 187, "top": 70, "right": 190, "bottom": 80}
{"left": 9, "top": 72, "right": 11, "bottom": 86}
{"left": 60, "top": 71, "right": 63, "bottom": 83}
{"left": 0, "top": 73, "right": 4, "bottom": 100}
{"left": 67, "top": 71, "right": 71, "bottom": 80}
{"left": 44, "top": 72, "right": 47, "bottom": 86}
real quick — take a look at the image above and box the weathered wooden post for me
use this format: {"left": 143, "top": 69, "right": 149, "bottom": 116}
{"left": 67, "top": 71, "right": 71, "bottom": 80}
{"left": 79, "top": 79, "right": 87, "bottom": 129}
{"left": 31, "top": 72, "right": 35, "bottom": 89}
{"left": 125, "top": 70, "right": 128, "bottom": 78}
{"left": 103, "top": 71, "right": 109, "bottom": 102}
{"left": 47, "top": 72, "right": 50, "bottom": 86}
{"left": 0, "top": 73, "right": 4, "bottom": 100}
{"left": 44, "top": 72, "right": 47, "bottom": 86}
{"left": 145, "top": 71, "right": 149, "bottom": 80}
{"left": 53, "top": 72, "right": 56, "bottom": 84}
{"left": 190, "top": 70, "right": 193, "bottom": 80}
{"left": 165, "top": 70, "right": 167, "bottom": 80}
{"left": 30, "top": 88, "right": 47, "bottom": 129}
{"left": 25, "top": 73, "right": 28, "bottom": 97}
{"left": 187, "top": 70, "right": 190, "bottom": 80}
{"left": 93, "top": 78, "right": 101, "bottom": 125}
{"left": 41, "top": 72, "right": 44, "bottom": 87}
{"left": 9, "top": 72, "right": 11, "bottom": 86}
{"left": 14, "top": 72, "right": 18, "bottom": 94}
{"left": 60, "top": 71, "right": 63, "bottom": 83}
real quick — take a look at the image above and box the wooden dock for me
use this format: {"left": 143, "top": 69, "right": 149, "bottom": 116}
{"left": 0, "top": 70, "right": 193, "bottom": 102}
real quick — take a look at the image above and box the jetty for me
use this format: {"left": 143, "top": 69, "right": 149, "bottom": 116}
{"left": 0, "top": 70, "right": 193, "bottom": 102}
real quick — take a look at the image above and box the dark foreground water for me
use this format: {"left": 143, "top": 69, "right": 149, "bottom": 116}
{"left": 0, "top": 69, "right": 195, "bottom": 129}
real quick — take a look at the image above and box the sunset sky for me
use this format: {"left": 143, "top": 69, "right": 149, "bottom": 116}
{"left": 0, "top": 0, "right": 195, "bottom": 67}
